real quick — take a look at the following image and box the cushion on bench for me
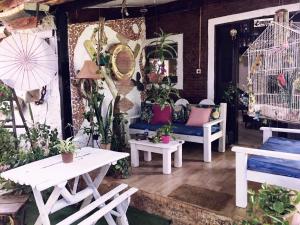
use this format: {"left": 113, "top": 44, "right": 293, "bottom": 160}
{"left": 129, "top": 122, "right": 220, "bottom": 137}
{"left": 247, "top": 137, "right": 300, "bottom": 178}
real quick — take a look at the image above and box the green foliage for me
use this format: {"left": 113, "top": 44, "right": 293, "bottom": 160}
{"left": 110, "top": 112, "right": 131, "bottom": 179}
{"left": 147, "top": 28, "right": 177, "bottom": 64}
{"left": 0, "top": 126, "right": 18, "bottom": 166}
{"left": 240, "top": 184, "right": 299, "bottom": 225}
{"left": 83, "top": 91, "right": 113, "bottom": 145}
{"left": 20, "top": 123, "right": 60, "bottom": 156}
{"left": 222, "top": 82, "right": 239, "bottom": 105}
{"left": 110, "top": 158, "right": 131, "bottom": 179}
{"left": 148, "top": 135, "right": 161, "bottom": 144}
{"left": 55, "top": 137, "right": 76, "bottom": 154}
{"left": 145, "top": 77, "right": 179, "bottom": 108}
{"left": 0, "top": 123, "right": 60, "bottom": 193}
{"left": 0, "top": 123, "right": 59, "bottom": 169}
{"left": 158, "top": 124, "right": 173, "bottom": 136}
{"left": 111, "top": 113, "right": 128, "bottom": 152}
{"left": 0, "top": 83, "right": 12, "bottom": 115}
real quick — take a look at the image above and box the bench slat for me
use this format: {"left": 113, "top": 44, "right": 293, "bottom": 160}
{"left": 78, "top": 188, "right": 138, "bottom": 225}
{"left": 56, "top": 184, "right": 128, "bottom": 225}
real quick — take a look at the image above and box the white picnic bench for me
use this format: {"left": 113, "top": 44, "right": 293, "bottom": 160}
{"left": 1, "top": 147, "right": 138, "bottom": 225}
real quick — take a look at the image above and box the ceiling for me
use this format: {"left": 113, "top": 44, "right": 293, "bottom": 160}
{"left": 90, "top": 0, "right": 178, "bottom": 8}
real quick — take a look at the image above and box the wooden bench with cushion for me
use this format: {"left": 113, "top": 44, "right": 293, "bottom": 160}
{"left": 232, "top": 127, "right": 300, "bottom": 208}
{"left": 129, "top": 99, "right": 227, "bottom": 162}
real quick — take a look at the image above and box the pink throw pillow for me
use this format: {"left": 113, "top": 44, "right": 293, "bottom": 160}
{"left": 186, "top": 106, "right": 212, "bottom": 127}
{"left": 151, "top": 104, "right": 172, "bottom": 125}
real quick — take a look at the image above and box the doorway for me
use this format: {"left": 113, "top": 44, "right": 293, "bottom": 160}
{"left": 215, "top": 18, "right": 268, "bottom": 146}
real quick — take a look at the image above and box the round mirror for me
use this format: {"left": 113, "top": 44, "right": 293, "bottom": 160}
{"left": 111, "top": 44, "right": 135, "bottom": 80}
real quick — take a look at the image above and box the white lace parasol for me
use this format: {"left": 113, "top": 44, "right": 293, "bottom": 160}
{"left": 0, "top": 33, "right": 57, "bottom": 91}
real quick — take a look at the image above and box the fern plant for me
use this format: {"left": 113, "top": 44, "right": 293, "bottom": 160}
{"left": 55, "top": 137, "right": 76, "bottom": 154}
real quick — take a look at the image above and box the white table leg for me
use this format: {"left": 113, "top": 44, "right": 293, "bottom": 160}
{"left": 115, "top": 196, "right": 130, "bottom": 225}
{"left": 81, "top": 165, "right": 117, "bottom": 225}
{"left": 163, "top": 151, "right": 172, "bottom": 174}
{"left": 144, "top": 151, "right": 152, "bottom": 162}
{"left": 174, "top": 145, "right": 182, "bottom": 168}
{"left": 33, "top": 189, "right": 51, "bottom": 225}
{"left": 80, "top": 164, "right": 111, "bottom": 209}
{"left": 34, "top": 182, "right": 66, "bottom": 225}
{"left": 130, "top": 144, "right": 139, "bottom": 167}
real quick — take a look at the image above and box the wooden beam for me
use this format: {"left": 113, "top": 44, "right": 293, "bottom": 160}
{"left": 54, "top": 0, "right": 113, "bottom": 12}
{"left": 55, "top": 9, "right": 73, "bottom": 139}
{"left": 68, "top": 0, "right": 203, "bottom": 23}
{"left": 0, "top": 3, "right": 49, "bottom": 21}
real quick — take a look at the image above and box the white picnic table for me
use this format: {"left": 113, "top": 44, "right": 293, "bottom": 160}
{"left": 0, "top": 147, "right": 138, "bottom": 225}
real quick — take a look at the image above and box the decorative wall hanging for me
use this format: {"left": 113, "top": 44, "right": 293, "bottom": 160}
{"left": 0, "top": 33, "right": 57, "bottom": 91}
{"left": 245, "top": 9, "right": 300, "bottom": 123}
{"left": 68, "top": 18, "right": 145, "bottom": 131}
{"left": 110, "top": 43, "right": 135, "bottom": 80}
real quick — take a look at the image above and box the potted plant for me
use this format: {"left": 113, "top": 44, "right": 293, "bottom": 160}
{"left": 83, "top": 91, "right": 113, "bottom": 149}
{"left": 158, "top": 124, "right": 173, "bottom": 144}
{"left": 240, "top": 184, "right": 300, "bottom": 225}
{"left": 55, "top": 137, "right": 76, "bottom": 163}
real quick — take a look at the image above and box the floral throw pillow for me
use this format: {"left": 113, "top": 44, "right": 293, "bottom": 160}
{"left": 172, "top": 104, "right": 189, "bottom": 124}
{"left": 140, "top": 102, "right": 153, "bottom": 124}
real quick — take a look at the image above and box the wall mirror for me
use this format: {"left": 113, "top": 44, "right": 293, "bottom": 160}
{"left": 110, "top": 44, "right": 135, "bottom": 80}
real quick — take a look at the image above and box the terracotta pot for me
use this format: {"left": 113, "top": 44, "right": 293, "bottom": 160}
{"left": 161, "top": 135, "right": 171, "bottom": 144}
{"left": 61, "top": 152, "right": 74, "bottom": 163}
{"left": 100, "top": 143, "right": 111, "bottom": 150}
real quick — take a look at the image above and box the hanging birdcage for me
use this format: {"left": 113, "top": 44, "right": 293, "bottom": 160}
{"left": 246, "top": 10, "right": 300, "bottom": 123}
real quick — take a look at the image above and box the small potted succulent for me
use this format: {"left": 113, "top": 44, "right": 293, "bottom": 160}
{"left": 158, "top": 124, "right": 173, "bottom": 144}
{"left": 56, "top": 137, "right": 76, "bottom": 163}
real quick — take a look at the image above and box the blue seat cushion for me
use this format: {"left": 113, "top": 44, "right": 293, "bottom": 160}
{"left": 129, "top": 122, "right": 220, "bottom": 137}
{"left": 247, "top": 137, "right": 300, "bottom": 178}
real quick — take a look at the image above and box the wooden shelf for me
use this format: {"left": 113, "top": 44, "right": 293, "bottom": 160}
{"left": 0, "top": 3, "right": 49, "bottom": 22}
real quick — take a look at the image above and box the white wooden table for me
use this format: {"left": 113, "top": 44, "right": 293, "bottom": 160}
{"left": 129, "top": 140, "right": 184, "bottom": 174}
{"left": 0, "top": 147, "right": 136, "bottom": 225}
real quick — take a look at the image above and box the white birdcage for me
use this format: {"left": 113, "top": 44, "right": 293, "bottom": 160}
{"left": 246, "top": 11, "right": 300, "bottom": 123}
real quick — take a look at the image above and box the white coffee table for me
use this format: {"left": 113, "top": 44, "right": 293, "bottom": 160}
{"left": 129, "top": 139, "right": 184, "bottom": 174}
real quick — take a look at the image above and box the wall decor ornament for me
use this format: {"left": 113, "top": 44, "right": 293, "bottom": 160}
{"left": 0, "top": 33, "right": 57, "bottom": 91}
{"left": 68, "top": 18, "right": 145, "bottom": 132}
{"left": 110, "top": 44, "right": 135, "bottom": 80}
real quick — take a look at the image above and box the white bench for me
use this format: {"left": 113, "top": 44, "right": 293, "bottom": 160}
{"left": 129, "top": 99, "right": 227, "bottom": 162}
{"left": 57, "top": 184, "right": 138, "bottom": 225}
{"left": 232, "top": 127, "right": 300, "bottom": 208}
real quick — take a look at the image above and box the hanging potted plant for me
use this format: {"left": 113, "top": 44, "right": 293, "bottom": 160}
{"left": 158, "top": 124, "right": 173, "bottom": 144}
{"left": 56, "top": 137, "right": 76, "bottom": 163}
{"left": 143, "top": 29, "right": 179, "bottom": 113}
